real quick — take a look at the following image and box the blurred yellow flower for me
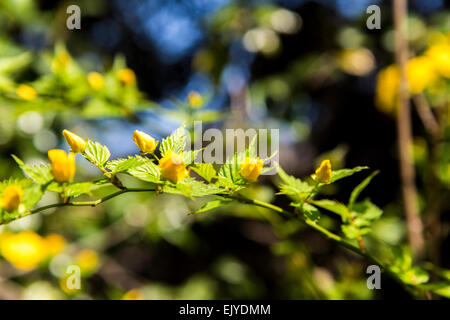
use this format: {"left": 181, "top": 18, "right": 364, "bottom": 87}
{"left": 375, "top": 65, "right": 400, "bottom": 114}
{"left": 123, "top": 289, "right": 142, "bottom": 300}
{"left": 44, "top": 234, "right": 66, "bottom": 257}
{"left": 117, "top": 68, "right": 136, "bottom": 86}
{"left": 59, "top": 274, "right": 80, "bottom": 295}
{"left": 338, "top": 48, "right": 375, "bottom": 76}
{"left": 187, "top": 91, "right": 204, "bottom": 108}
{"left": 315, "top": 159, "right": 332, "bottom": 184}
{"left": 0, "top": 231, "right": 47, "bottom": 271}
{"left": 1, "top": 185, "right": 24, "bottom": 212}
{"left": 133, "top": 130, "right": 158, "bottom": 154}
{"left": 52, "top": 51, "right": 71, "bottom": 72}
{"left": 16, "top": 85, "right": 37, "bottom": 101}
{"left": 159, "top": 150, "right": 189, "bottom": 182}
{"left": 426, "top": 43, "right": 450, "bottom": 78}
{"left": 62, "top": 129, "right": 87, "bottom": 153}
{"left": 406, "top": 56, "right": 437, "bottom": 94}
{"left": 48, "top": 149, "right": 76, "bottom": 183}
{"left": 76, "top": 249, "right": 99, "bottom": 274}
{"left": 239, "top": 157, "right": 264, "bottom": 181}
{"left": 87, "top": 72, "right": 104, "bottom": 90}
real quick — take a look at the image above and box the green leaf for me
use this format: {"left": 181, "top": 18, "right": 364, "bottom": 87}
{"left": 0, "top": 52, "right": 32, "bottom": 75}
{"left": 330, "top": 166, "right": 368, "bottom": 183}
{"left": 160, "top": 124, "right": 187, "bottom": 155}
{"left": 63, "top": 182, "right": 98, "bottom": 198}
{"left": 342, "top": 224, "right": 371, "bottom": 239}
{"left": 23, "top": 184, "right": 43, "bottom": 208}
{"left": 301, "top": 203, "right": 320, "bottom": 222}
{"left": 163, "top": 178, "right": 224, "bottom": 197}
{"left": 312, "top": 199, "right": 349, "bottom": 221}
{"left": 106, "top": 156, "right": 146, "bottom": 174}
{"left": 353, "top": 199, "right": 383, "bottom": 222}
{"left": 46, "top": 182, "right": 65, "bottom": 193}
{"left": 217, "top": 153, "right": 246, "bottom": 187}
{"left": 12, "top": 155, "right": 53, "bottom": 185}
{"left": 83, "top": 140, "right": 111, "bottom": 168}
{"left": 183, "top": 149, "right": 201, "bottom": 165}
{"left": 429, "top": 283, "right": 450, "bottom": 298}
{"left": 400, "top": 267, "right": 429, "bottom": 285}
{"left": 246, "top": 135, "right": 258, "bottom": 158}
{"left": 192, "top": 198, "right": 232, "bottom": 214}
{"left": 128, "top": 161, "right": 160, "bottom": 183}
{"left": 277, "top": 166, "right": 314, "bottom": 202}
{"left": 190, "top": 163, "right": 217, "bottom": 183}
{"left": 349, "top": 171, "right": 379, "bottom": 210}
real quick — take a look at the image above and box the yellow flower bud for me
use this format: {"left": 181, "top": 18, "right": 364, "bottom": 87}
{"left": 16, "top": 85, "right": 37, "bottom": 101}
{"left": 0, "top": 231, "right": 47, "bottom": 271}
{"left": 48, "top": 149, "right": 76, "bottom": 183}
{"left": 1, "top": 185, "right": 24, "bottom": 212}
{"left": 117, "top": 68, "right": 136, "bottom": 86}
{"left": 187, "top": 91, "right": 204, "bottom": 108}
{"left": 133, "top": 130, "right": 158, "bottom": 154}
{"left": 158, "top": 150, "right": 189, "bottom": 182}
{"left": 87, "top": 72, "right": 104, "bottom": 90}
{"left": 239, "top": 157, "right": 264, "bottom": 181}
{"left": 315, "top": 159, "right": 332, "bottom": 184}
{"left": 62, "top": 129, "right": 87, "bottom": 153}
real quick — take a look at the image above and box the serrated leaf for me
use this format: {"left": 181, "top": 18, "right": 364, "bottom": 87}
{"left": 46, "top": 182, "right": 65, "bottom": 193}
{"left": 277, "top": 166, "right": 314, "bottom": 202}
{"left": 330, "top": 166, "right": 368, "bottom": 183}
{"left": 301, "top": 203, "right": 320, "bottom": 222}
{"left": 162, "top": 178, "right": 224, "bottom": 197}
{"left": 12, "top": 155, "right": 53, "bottom": 185}
{"left": 190, "top": 163, "right": 217, "bottom": 183}
{"left": 128, "top": 161, "right": 160, "bottom": 183}
{"left": 183, "top": 149, "right": 201, "bottom": 165}
{"left": 160, "top": 125, "right": 187, "bottom": 155}
{"left": 246, "top": 135, "right": 258, "bottom": 158}
{"left": 217, "top": 153, "right": 246, "bottom": 187}
{"left": 312, "top": 199, "right": 349, "bottom": 221}
{"left": 106, "top": 156, "right": 147, "bottom": 173}
{"left": 83, "top": 140, "right": 111, "bottom": 168}
{"left": 192, "top": 198, "right": 232, "bottom": 214}
{"left": 23, "top": 184, "right": 43, "bottom": 208}
{"left": 349, "top": 171, "right": 379, "bottom": 210}
{"left": 63, "top": 182, "right": 97, "bottom": 198}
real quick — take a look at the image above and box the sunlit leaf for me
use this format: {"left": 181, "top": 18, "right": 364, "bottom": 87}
{"left": 12, "top": 155, "right": 53, "bottom": 185}
{"left": 83, "top": 140, "right": 111, "bottom": 168}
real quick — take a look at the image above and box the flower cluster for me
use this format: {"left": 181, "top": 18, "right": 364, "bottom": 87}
{"left": 0, "top": 231, "right": 65, "bottom": 270}
{"left": 375, "top": 32, "right": 450, "bottom": 114}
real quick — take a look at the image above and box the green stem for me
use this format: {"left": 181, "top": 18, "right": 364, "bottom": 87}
{"left": 23, "top": 187, "right": 426, "bottom": 297}
{"left": 29, "top": 188, "right": 155, "bottom": 214}
{"left": 228, "top": 194, "right": 419, "bottom": 293}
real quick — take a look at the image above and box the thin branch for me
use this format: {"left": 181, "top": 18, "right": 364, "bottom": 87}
{"left": 29, "top": 188, "right": 156, "bottom": 215}
{"left": 393, "top": 0, "right": 424, "bottom": 257}
{"left": 228, "top": 194, "right": 422, "bottom": 294}
{"left": 413, "top": 93, "right": 440, "bottom": 139}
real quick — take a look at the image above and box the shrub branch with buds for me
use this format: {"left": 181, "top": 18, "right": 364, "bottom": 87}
{"left": 0, "top": 125, "right": 448, "bottom": 299}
